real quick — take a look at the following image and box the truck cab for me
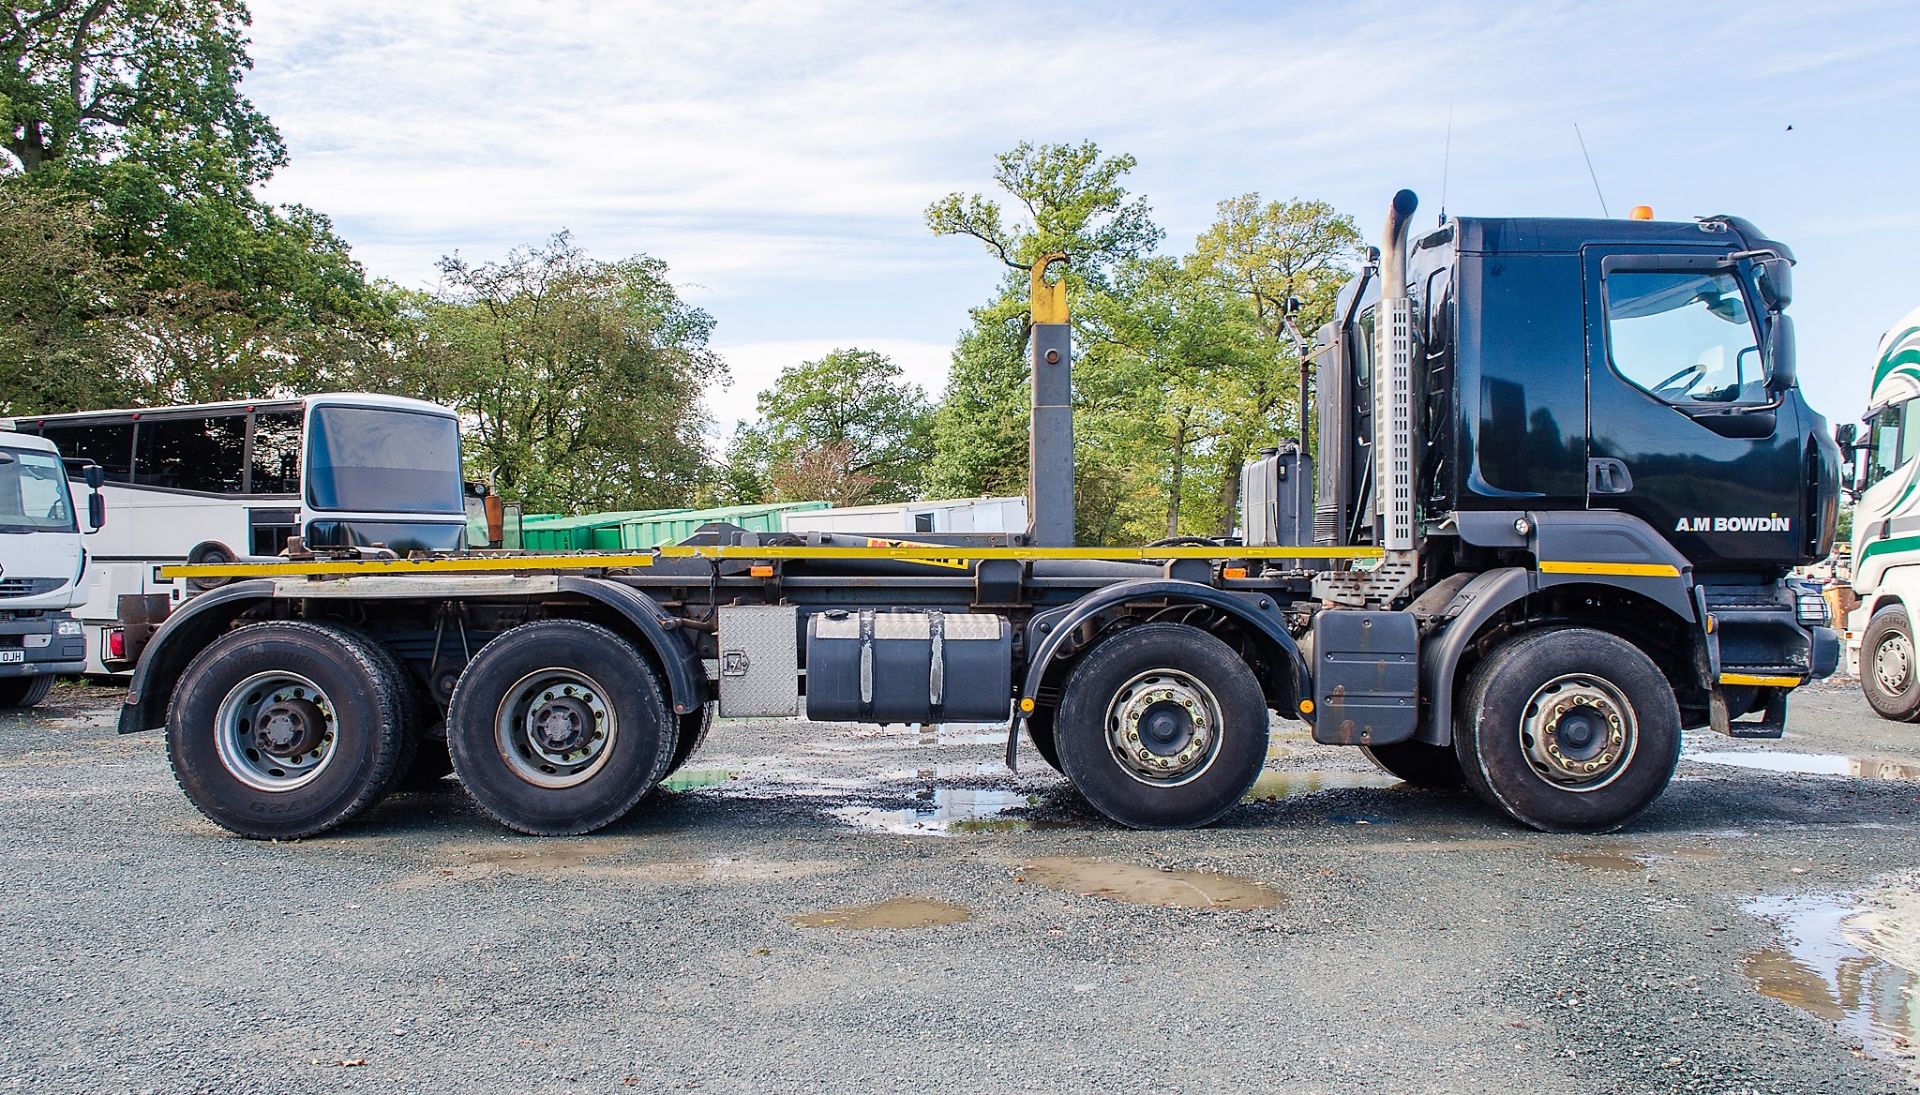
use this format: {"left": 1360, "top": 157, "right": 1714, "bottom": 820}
{"left": 1840, "top": 305, "right": 1920, "bottom": 718}
{"left": 0, "top": 429, "right": 103, "bottom": 707}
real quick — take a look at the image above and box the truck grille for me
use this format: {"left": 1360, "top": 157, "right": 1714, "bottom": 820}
{"left": 0, "top": 577, "right": 64, "bottom": 597}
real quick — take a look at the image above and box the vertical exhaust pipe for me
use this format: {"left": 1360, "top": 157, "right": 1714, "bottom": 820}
{"left": 1374, "top": 190, "right": 1418, "bottom": 552}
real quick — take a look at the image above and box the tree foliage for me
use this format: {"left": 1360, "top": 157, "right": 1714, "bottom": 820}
{"left": 726, "top": 349, "right": 933, "bottom": 506}
{"left": 405, "top": 234, "right": 724, "bottom": 513}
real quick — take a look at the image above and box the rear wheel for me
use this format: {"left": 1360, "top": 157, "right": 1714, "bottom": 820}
{"left": 447, "top": 620, "right": 677, "bottom": 836}
{"left": 1055, "top": 623, "right": 1268, "bottom": 829}
{"left": 1362, "top": 740, "right": 1464, "bottom": 788}
{"left": 0, "top": 675, "right": 56, "bottom": 709}
{"left": 1454, "top": 627, "right": 1680, "bottom": 833}
{"left": 1861, "top": 605, "right": 1920, "bottom": 721}
{"left": 166, "top": 622, "right": 410, "bottom": 839}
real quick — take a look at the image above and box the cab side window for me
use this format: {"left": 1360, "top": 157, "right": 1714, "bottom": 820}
{"left": 1605, "top": 270, "right": 1766, "bottom": 406}
{"left": 1865, "top": 402, "right": 1915, "bottom": 489}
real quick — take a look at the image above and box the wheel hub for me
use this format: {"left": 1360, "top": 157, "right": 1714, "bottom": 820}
{"left": 214, "top": 671, "right": 339, "bottom": 793}
{"left": 497, "top": 674, "right": 616, "bottom": 789}
{"left": 1106, "top": 671, "right": 1221, "bottom": 785}
{"left": 1875, "top": 634, "right": 1911, "bottom": 694}
{"left": 1519, "top": 675, "right": 1637, "bottom": 791}
{"left": 254, "top": 698, "right": 326, "bottom": 757}
{"left": 530, "top": 695, "right": 595, "bottom": 753}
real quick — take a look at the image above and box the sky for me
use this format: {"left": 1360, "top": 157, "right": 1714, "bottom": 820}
{"left": 243, "top": 0, "right": 1920, "bottom": 432}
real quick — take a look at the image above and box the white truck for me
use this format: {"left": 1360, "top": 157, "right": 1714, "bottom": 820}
{"left": 1843, "top": 304, "right": 1920, "bottom": 718}
{"left": 0, "top": 428, "right": 104, "bottom": 707}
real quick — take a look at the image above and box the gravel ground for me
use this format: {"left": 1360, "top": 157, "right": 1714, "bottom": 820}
{"left": 1, "top": 678, "right": 1916, "bottom": 1094}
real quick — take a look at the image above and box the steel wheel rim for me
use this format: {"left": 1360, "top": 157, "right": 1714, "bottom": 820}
{"left": 495, "top": 669, "right": 617, "bottom": 789}
{"left": 1105, "top": 668, "right": 1224, "bottom": 787}
{"left": 1517, "top": 672, "right": 1638, "bottom": 793}
{"left": 1875, "top": 632, "right": 1912, "bottom": 694}
{"left": 214, "top": 670, "right": 340, "bottom": 792}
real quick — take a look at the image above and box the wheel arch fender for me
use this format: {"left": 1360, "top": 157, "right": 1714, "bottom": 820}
{"left": 1418, "top": 568, "right": 1532, "bottom": 746}
{"left": 554, "top": 576, "right": 707, "bottom": 715}
{"left": 117, "top": 580, "right": 277, "bottom": 735}
{"left": 1018, "top": 579, "right": 1306, "bottom": 718}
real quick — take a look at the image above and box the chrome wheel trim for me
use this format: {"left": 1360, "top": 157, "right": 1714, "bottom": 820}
{"left": 1517, "top": 672, "right": 1639, "bottom": 793}
{"left": 495, "top": 669, "right": 617, "bottom": 789}
{"left": 1104, "top": 668, "right": 1224, "bottom": 788}
{"left": 214, "top": 670, "right": 339, "bottom": 793}
{"left": 1874, "top": 631, "right": 1912, "bottom": 695}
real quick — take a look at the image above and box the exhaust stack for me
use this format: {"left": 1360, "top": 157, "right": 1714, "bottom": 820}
{"left": 1027, "top": 254, "right": 1074, "bottom": 547}
{"left": 1373, "top": 190, "right": 1419, "bottom": 552}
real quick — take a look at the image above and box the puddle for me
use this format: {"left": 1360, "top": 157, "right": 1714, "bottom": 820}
{"left": 831, "top": 789, "right": 1034, "bottom": 836}
{"left": 1245, "top": 770, "right": 1401, "bottom": 800}
{"left": 1687, "top": 751, "right": 1920, "bottom": 781}
{"left": 791, "top": 896, "right": 970, "bottom": 929}
{"left": 408, "top": 840, "right": 845, "bottom": 885}
{"left": 661, "top": 768, "right": 736, "bottom": 792}
{"left": 1019, "top": 857, "right": 1282, "bottom": 910}
{"left": 1742, "top": 886, "right": 1920, "bottom": 1075}
{"left": 1552, "top": 845, "right": 1726, "bottom": 872}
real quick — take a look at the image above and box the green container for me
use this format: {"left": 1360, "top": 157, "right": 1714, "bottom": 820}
{"left": 520, "top": 508, "right": 686, "bottom": 552}
{"left": 617, "top": 501, "right": 829, "bottom": 549}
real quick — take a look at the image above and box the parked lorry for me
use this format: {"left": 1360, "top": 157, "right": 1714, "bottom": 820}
{"left": 0, "top": 428, "right": 105, "bottom": 707}
{"left": 1838, "top": 304, "right": 1920, "bottom": 718}
{"left": 119, "top": 191, "right": 1840, "bottom": 840}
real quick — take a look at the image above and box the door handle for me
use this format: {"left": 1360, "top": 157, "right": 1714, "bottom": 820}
{"left": 1588, "top": 458, "right": 1634, "bottom": 495}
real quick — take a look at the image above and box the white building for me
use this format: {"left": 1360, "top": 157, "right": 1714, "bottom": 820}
{"left": 782, "top": 497, "right": 1027, "bottom": 536}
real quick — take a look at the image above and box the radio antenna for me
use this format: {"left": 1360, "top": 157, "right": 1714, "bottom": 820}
{"left": 1573, "top": 123, "right": 1610, "bottom": 217}
{"left": 1438, "top": 105, "right": 1453, "bottom": 224}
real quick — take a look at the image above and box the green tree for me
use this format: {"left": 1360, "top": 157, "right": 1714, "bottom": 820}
{"left": 0, "top": 1, "right": 401, "bottom": 409}
{"left": 410, "top": 234, "right": 724, "bottom": 512}
{"left": 730, "top": 349, "right": 933, "bottom": 506}
{"left": 924, "top": 140, "right": 1164, "bottom": 528}
{"left": 1189, "top": 195, "right": 1363, "bottom": 531}
{"left": 0, "top": 184, "right": 128, "bottom": 413}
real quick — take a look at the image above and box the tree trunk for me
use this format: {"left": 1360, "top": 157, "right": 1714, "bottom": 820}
{"left": 1217, "top": 452, "right": 1243, "bottom": 539}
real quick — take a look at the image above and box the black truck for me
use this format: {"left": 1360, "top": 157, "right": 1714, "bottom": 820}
{"left": 118, "top": 190, "right": 1841, "bottom": 840}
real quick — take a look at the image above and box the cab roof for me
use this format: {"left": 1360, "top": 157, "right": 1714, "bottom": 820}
{"left": 1418, "top": 214, "right": 1791, "bottom": 260}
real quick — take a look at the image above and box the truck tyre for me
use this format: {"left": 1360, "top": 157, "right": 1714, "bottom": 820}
{"left": 0, "top": 674, "right": 56, "bottom": 709}
{"left": 1054, "top": 623, "right": 1268, "bottom": 829}
{"left": 1362, "top": 740, "right": 1464, "bottom": 788}
{"left": 1024, "top": 706, "right": 1062, "bottom": 772}
{"left": 446, "top": 620, "right": 677, "bottom": 836}
{"left": 663, "top": 702, "right": 714, "bottom": 778}
{"left": 166, "top": 622, "right": 411, "bottom": 839}
{"left": 1861, "top": 605, "right": 1920, "bottom": 721}
{"left": 1454, "top": 627, "right": 1680, "bottom": 833}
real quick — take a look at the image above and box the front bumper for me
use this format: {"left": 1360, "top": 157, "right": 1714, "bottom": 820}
{"left": 0, "top": 615, "right": 87, "bottom": 677}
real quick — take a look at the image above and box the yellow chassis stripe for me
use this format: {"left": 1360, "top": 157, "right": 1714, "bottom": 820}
{"left": 1718, "top": 673, "right": 1803, "bottom": 688}
{"left": 1538, "top": 560, "right": 1682, "bottom": 578}
{"left": 161, "top": 544, "right": 1385, "bottom": 580}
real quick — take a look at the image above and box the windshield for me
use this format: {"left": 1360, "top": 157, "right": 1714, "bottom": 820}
{"left": 306, "top": 407, "right": 465, "bottom": 515}
{"left": 0, "top": 446, "right": 77, "bottom": 534}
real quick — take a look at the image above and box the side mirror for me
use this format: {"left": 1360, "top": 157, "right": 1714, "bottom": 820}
{"left": 1755, "top": 256, "right": 1793, "bottom": 311}
{"left": 1765, "top": 313, "right": 1797, "bottom": 393}
{"left": 1836, "top": 422, "right": 1857, "bottom": 450}
{"left": 87, "top": 492, "right": 105, "bottom": 530}
{"left": 84, "top": 463, "right": 105, "bottom": 490}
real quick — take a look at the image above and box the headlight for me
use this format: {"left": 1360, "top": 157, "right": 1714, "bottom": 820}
{"left": 55, "top": 619, "right": 82, "bottom": 636}
{"left": 1793, "top": 587, "right": 1831, "bottom": 627}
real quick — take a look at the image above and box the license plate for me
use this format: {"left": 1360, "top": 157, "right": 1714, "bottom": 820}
{"left": 0, "top": 651, "right": 21, "bottom": 664}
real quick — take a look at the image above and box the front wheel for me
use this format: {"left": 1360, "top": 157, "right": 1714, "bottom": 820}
{"left": 1861, "top": 605, "right": 1920, "bottom": 721}
{"left": 447, "top": 620, "right": 677, "bottom": 836}
{"left": 1454, "top": 627, "right": 1680, "bottom": 833}
{"left": 0, "top": 674, "right": 56, "bottom": 709}
{"left": 1055, "top": 623, "right": 1269, "bottom": 829}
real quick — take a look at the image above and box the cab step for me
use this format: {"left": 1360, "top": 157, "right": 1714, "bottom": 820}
{"left": 1710, "top": 686, "right": 1787, "bottom": 739}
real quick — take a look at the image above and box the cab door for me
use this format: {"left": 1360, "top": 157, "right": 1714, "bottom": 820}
{"left": 1584, "top": 249, "right": 1804, "bottom": 567}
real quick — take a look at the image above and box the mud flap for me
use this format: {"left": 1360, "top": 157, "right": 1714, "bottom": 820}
{"left": 1311, "top": 611, "right": 1419, "bottom": 745}
{"left": 1710, "top": 686, "right": 1787, "bottom": 739}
